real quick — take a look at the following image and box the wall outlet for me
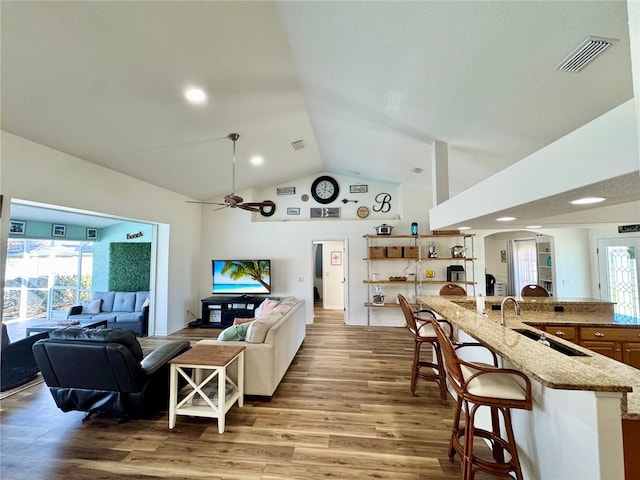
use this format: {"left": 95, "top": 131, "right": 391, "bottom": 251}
{"left": 297, "top": 276, "right": 304, "bottom": 282}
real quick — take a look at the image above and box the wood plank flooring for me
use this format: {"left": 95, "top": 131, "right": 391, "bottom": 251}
{"left": 0, "top": 307, "right": 480, "bottom": 479}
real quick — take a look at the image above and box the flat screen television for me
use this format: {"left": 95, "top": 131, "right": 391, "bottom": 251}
{"left": 211, "top": 259, "right": 271, "bottom": 295}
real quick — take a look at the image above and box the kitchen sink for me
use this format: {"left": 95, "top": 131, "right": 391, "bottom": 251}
{"left": 513, "top": 329, "right": 588, "bottom": 357}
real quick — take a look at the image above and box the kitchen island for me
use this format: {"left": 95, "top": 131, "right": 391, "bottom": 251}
{"left": 416, "top": 295, "right": 640, "bottom": 480}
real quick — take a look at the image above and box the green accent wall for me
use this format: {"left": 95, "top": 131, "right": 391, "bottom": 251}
{"left": 108, "top": 242, "right": 151, "bottom": 292}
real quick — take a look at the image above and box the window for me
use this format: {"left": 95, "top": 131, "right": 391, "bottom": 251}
{"left": 3, "top": 239, "right": 93, "bottom": 339}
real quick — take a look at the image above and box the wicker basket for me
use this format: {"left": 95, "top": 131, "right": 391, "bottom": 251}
{"left": 403, "top": 246, "right": 419, "bottom": 258}
{"left": 368, "top": 246, "right": 385, "bottom": 258}
{"left": 386, "top": 246, "right": 403, "bottom": 258}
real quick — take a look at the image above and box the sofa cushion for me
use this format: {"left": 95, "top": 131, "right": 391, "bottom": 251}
{"left": 82, "top": 298, "right": 102, "bottom": 314}
{"left": 245, "top": 311, "right": 281, "bottom": 344}
{"left": 135, "top": 291, "right": 150, "bottom": 312}
{"left": 93, "top": 292, "right": 116, "bottom": 312}
{"left": 113, "top": 292, "right": 136, "bottom": 312}
{"left": 49, "top": 327, "right": 144, "bottom": 361}
{"left": 115, "top": 312, "right": 143, "bottom": 323}
{"left": 217, "top": 322, "right": 253, "bottom": 341}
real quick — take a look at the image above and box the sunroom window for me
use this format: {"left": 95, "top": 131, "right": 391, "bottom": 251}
{"left": 3, "top": 239, "right": 93, "bottom": 340}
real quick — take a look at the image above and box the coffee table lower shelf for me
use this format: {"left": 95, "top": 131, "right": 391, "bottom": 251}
{"left": 168, "top": 344, "right": 245, "bottom": 434}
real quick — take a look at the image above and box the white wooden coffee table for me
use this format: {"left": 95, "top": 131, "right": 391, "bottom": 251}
{"left": 168, "top": 344, "right": 245, "bottom": 433}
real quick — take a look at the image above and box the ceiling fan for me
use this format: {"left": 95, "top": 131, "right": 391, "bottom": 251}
{"left": 187, "top": 133, "right": 275, "bottom": 213}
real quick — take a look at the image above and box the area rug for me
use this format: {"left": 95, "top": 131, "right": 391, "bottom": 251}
{"left": 0, "top": 374, "right": 44, "bottom": 400}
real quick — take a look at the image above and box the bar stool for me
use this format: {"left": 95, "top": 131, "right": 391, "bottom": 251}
{"left": 397, "top": 294, "right": 452, "bottom": 404}
{"left": 431, "top": 319, "right": 532, "bottom": 480}
{"left": 520, "top": 284, "right": 550, "bottom": 297}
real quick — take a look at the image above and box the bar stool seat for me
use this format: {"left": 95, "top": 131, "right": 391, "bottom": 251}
{"left": 431, "top": 319, "right": 532, "bottom": 480}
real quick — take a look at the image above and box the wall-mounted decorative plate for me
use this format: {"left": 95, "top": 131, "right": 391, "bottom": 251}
{"left": 357, "top": 206, "right": 370, "bottom": 218}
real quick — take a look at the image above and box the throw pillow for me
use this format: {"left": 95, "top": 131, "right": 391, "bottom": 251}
{"left": 260, "top": 298, "right": 279, "bottom": 316}
{"left": 233, "top": 317, "right": 254, "bottom": 326}
{"left": 217, "top": 321, "right": 253, "bottom": 341}
{"left": 142, "top": 297, "right": 150, "bottom": 308}
{"left": 82, "top": 298, "right": 102, "bottom": 314}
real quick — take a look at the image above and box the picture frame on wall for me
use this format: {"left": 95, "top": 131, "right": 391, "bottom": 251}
{"left": 286, "top": 207, "right": 300, "bottom": 215}
{"left": 349, "top": 184, "right": 368, "bottom": 193}
{"left": 52, "top": 224, "right": 66, "bottom": 237}
{"left": 86, "top": 228, "right": 98, "bottom": 240}
{"left": 10, "top": 220, "right": 25, "bottom": 235}
{"left": 331, "top": 250, "right": 342, "bottom": 265}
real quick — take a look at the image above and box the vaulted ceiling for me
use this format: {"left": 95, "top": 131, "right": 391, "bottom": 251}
{"left": 1, "top": 1, "right": 636, "bottom": 227}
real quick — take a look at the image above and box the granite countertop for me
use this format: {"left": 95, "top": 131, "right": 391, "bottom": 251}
{"left": 415, "top": 295, "right": 640, "bottom": 419}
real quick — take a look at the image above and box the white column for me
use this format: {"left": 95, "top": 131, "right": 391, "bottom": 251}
{"left": 431, "top": 140, "right": 449, "bottom": 207}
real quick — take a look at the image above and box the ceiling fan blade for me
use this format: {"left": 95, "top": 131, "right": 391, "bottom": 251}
{"left": 211, "top": 205, "right": 230, "bottom": 212}
{"left": 186, "top": 200, "right": 226, "bottom": 206}
{"left": 238, "top": 204, "right": 260, "bottom": 212}
{"left": 242, "top": 201, "right": 274, "bottom": 208}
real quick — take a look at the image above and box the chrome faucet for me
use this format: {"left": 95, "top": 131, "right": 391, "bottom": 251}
{"left": 500, "top": 296, "right": 521, "bottom": 326}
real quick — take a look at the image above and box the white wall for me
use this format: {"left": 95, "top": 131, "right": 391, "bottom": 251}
{"left": 430, "top": 99, "right": 639, "bottom": 229}
{"left": 199, "top": 182, "right": 432, "bottom": 326}
{"left": 0, "top": 131, "right": 202, "bottom": 335}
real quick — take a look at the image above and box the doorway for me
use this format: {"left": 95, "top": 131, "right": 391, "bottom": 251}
{"left": 597, "top": 237, "right": 640, "bottom": 319}
{"left": 311, "top": 239, "right": 347, "bottom": 324}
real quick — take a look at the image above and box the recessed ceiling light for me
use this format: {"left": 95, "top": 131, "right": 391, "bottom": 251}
{"left": 458, "top": 226, "right": 472, "bottom": 230}
{"left": 184, "top": 87, "right": 207, "bottom": 104}
{"left": 570, "top": 197, "right": 606, "bottom": 205}
{"left": 527, "top": 225, "right": 542, "bottom": 229}
{"left": 250, "top": 156, "right": 264, "bottom": 166}
{"left": 496, "top": 217, "right": 516, "bottom": 222}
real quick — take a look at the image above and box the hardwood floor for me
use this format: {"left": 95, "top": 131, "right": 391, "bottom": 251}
{"left": 0, "top": 307, "right": 481, "bottom": 479}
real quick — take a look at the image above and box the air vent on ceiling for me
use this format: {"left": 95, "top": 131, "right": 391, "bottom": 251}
{"left": 554, "top": 36, "right": 618, "bottom": 73}
{"left": 291, "top": 139, "right": 306, "bottom": 151}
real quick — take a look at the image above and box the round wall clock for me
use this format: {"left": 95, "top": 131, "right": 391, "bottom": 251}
{"left": 311, "top": 175, "right": 339, "bottom": 204}
{"left": 357, "top": 206, "right": 370, "bottom": 218}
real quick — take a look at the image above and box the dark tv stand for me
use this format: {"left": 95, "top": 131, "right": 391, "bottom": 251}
{"left": 200, "top": 295, "right": 265, "bottom": 328}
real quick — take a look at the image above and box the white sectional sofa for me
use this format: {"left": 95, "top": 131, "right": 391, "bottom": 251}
{"left": 197, "top": 297, "right": 305, "bottom": 396}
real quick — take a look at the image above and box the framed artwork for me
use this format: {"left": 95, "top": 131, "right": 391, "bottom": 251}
{"left": 10, "top": 220, "right": 25, "bottom": 235}
{"left": 331, "top": 250, "right": 342, "bottom": 265}
{"left": 52, "top": 224, "right": 66, "bottom": 237}
{"left": 86, "top": 228, "right": 98, "bottom": 240}
{"left": 277, "top": 187, "right": 296, "bottom": 195}
{"left": 501, "top": 250, "right": 507, "bottom": 263}
{"left": 350, "top": 184, "right": 368, "bottom": 193}
{"left": 287, "top": 207, "right": 300, "bottom": 215}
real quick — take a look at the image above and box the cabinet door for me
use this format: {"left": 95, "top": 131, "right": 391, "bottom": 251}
{"left": 623, "top": 343, "right": 640, "bottom": 369}
{"left": 581, "top": 340, "right": 623, "bottom": 362}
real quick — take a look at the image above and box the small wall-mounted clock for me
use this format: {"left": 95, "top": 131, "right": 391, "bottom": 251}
{"left": 311, "top": 175, "right": 339, "bottom": 204}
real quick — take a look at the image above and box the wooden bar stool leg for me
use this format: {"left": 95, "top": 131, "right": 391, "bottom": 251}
{"left": 411, "top": 340, "right": 420, "bottom": 395}
{"left": 433, "top": 343, "right": 448, "bottom": 404}
{"left": 464, "top": 402, "right": 479, "bottom": 480}
{"left": 502, "top": 408, "right": 524, "bottom": 480}
{"left": 490, "top": 406, "right": 506, "bottom": 464}
{"left": 449, "top": 395, "right": 463, "bottom": 460}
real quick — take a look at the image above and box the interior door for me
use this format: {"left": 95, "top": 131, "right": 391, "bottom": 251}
{"left": 322, "top": 240, "right": 345, "bottom": 310}
{"left": 597, "top": 237, "right": 640, "bottom": 319}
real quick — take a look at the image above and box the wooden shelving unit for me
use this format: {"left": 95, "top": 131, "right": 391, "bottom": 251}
{"left": 363, "top": 233, "right": 476, "bottom": 326}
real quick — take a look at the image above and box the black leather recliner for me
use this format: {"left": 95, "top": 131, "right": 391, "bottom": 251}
{"left": 33, "top": 327, "right": 190, "bottom": 418}
{"left": 1, "top": 324, "right": 49, "bottom": 391}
